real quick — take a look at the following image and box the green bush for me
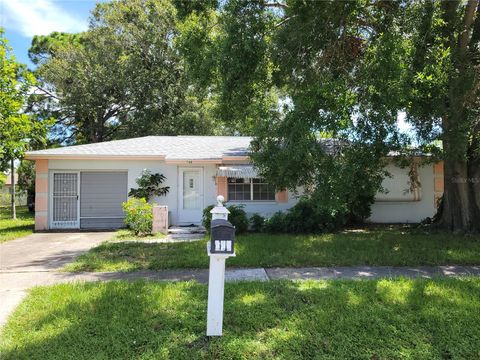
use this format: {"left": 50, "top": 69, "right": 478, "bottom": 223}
{"left": 250, "top": 213, "right": 265, "bottom": 232}
{"left": 264, "top": 211, "right": 287, "bottom": 233}
{"left": 202, "top": 204, "right": 249, "bottom": 233}
{"left": 202, "top": 205, "right": 215, "bottom": 229}
{"left": 122, "top": 198, "right": 153, "bottom": 236}
{"left": 128, "top": 169, "right": 169, "bottom": 202}
{"left": 264, "top": 197, "right": 349, "bottom": 234}
{"left": 227, "top": 204, "right": 249, "bottom": 233}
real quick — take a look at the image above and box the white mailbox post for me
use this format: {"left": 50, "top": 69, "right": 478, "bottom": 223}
{"left": 206, "top": 195, "right": 235, "bottom": 336}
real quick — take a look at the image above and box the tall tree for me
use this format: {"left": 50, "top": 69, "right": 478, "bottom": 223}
{"left": 30, "top": 0, "right": 220, "bottom": 144}
{"left": 404, "top": 1, "right": 480, "bottom": 231}
{"left": 181, "top": 0, "right": 480, "bottom": 232}
{"left": 0, "top": 31, "right": 45, "bottom": 219}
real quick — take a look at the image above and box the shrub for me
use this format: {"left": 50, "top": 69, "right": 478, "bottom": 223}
{"left": 264, "top": 211, "right": 287, "bottom": 233}
{"left": 250, "top": 213, "right": 265, "bottom": 232}
{"left": 264, "top": 197, "right": 349, "bottom": 234}
{"left": 227, "top": 204, "right": 249, "bottom": 233}
{"left": 202, "top": 205, "right": 215, "bottom": 229}
{"left": 128, "top": 169, "right": 169, "bottom": 202}
{"left": 202, "top": 204, "right": 249, "bottom": 233}
{"left": 122, "top": 198, "right": 153, "bottom": 236}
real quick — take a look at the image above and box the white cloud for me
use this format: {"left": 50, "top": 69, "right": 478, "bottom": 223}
{"left": 0, "top": 0, "right": 88, "bottom": 37}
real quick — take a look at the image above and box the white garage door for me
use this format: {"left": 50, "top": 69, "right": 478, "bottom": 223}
{"left": 80, "top": 172, "right": 128, "bottom": 229}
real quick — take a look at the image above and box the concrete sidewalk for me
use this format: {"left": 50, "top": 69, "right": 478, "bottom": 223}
{"left": 2, "top": 265, "right": 480, "bottom": 328}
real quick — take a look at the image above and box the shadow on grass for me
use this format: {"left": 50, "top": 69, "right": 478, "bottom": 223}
{"left": 2, "top": 278, "right": 480, "bottom": 359}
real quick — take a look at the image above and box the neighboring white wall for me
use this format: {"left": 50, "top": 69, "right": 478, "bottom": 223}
{"left": 370, "top": 163, "right": 436, "bottom": 223}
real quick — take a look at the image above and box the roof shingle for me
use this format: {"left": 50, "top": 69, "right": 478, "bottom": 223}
{"left": 26, "top": 136, "right": 252, "bottom": 160}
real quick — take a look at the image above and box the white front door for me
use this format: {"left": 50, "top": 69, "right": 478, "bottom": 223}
{"left": 50, "top": 172, "right": 80, "bottom": 229}
{"left": 178, "top": 168, "right": 204, "bottom": 224}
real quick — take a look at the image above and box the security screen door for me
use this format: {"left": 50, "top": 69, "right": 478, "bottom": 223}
{"left": 51, "top": 172, "right": 79, "bottom": 229}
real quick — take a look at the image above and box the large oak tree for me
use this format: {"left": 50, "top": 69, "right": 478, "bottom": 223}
{"left": 178, "top": 0, "right": 480, "bottom": 232}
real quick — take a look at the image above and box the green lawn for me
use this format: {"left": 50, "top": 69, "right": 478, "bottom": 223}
{"left": 0, "top": 206, "right": 34, "bottom": 243}
{"left": 111, "top": 229, "right": 167, "bottom": 241}
{"left": 1, "top": 278, "right": 480, "bottom": 359}
{"left": 65, "top": 226, "right": 480, "bottom": 272}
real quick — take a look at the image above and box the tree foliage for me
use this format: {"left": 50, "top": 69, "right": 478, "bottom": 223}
{"left": 180, "top": 0, "right": 480, "bottom": 232}
{"left": 0, "top": 30, "right": 47, "bottom": 217}
{"left": 30, "top": 0, "right": 220, "bottom": 144}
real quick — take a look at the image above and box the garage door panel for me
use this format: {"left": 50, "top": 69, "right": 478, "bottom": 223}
{"left": 80, "top": 172, "right": 127, "bottom": 227}
{"left": 80, "top": 218, "right": 125, "bottom": 229}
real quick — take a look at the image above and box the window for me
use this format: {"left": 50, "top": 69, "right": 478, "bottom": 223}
{"left": 228, "top": 178, "right": 275, "bottom": 201}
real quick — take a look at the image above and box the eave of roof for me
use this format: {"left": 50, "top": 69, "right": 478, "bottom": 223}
{"left": 25, "top": 154, "right": 167, "bottom": 160}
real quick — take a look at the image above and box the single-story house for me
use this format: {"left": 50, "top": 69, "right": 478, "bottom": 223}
{"left": 25, "top": 136, "right": 444, "bottom": 231}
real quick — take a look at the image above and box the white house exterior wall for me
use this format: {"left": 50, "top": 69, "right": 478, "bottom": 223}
{"left": 46, "top": 159, "right": 438, "bottom": 228}
{"left": 370, "top": 163, "right": 436, "bottom": 223}
{"left": 48, "top": 160, "right": 222, "bottom": 226}
{"left": 227, "top": 191, "right": 299, "bottom": 218}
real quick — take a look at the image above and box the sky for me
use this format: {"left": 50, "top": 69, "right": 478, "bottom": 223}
{"left": 0, "top": 0, "right": 98, "bottom": 67}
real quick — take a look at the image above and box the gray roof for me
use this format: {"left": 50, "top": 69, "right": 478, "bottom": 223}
{"left": 26, "top": 136, "right": 252, "bottom": 160}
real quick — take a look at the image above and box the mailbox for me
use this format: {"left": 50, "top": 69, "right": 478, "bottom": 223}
{"left": 210, "top": 219, "right": 235, "bottom": 254}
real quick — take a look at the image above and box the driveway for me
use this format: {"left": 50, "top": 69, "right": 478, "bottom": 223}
{"left": 0, "top": 232, "right": 113, "bottom": 272}
{"left": 0, "top": 232, "right": 112, "bottom": 328}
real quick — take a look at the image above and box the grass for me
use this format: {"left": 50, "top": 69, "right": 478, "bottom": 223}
{"left": 1, "top": 278, "right": 480, "bottom": 359}
{"left": 65, "top": 226, "right": 480, "bottom": 272}
{"left": 0, "top": 206, "right": 34, "bottom": 243}
{"left": 111, "top": 229, "right": 167, "bottom": 241}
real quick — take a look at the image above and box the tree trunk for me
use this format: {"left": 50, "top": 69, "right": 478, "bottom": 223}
{"left": 10, "top": 158, "right": 16, "bottom": 220}
{"left": 438, "top": 158, "right": 477, "bottom": 232}
{"left": 433, "top": 0, "right": 480, "bottom": 232}
{"left": 437, "top": 121, "right": 480, "bottom": 232}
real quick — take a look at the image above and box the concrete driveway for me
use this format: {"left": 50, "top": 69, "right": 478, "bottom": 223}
{"left": 0, "top": 232, "right": 113, "bottom": 272}
{"left": 0, "top": 232, "right": 112, "bottom": 328}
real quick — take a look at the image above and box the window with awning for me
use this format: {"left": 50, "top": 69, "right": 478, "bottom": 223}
{"left": 217, "top": 166, "right": 276, "bottom": 201}
{"left": 216, "top": 165, "right": 259, "bottom": 179}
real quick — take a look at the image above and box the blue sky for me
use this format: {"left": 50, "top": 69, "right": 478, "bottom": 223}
{"left": 0, "top": 0, "right": 99, "bottom": 67}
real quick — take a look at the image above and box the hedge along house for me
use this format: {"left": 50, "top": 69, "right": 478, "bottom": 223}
{"left": 25, "top": 136, "right": 443, "bottom": 231}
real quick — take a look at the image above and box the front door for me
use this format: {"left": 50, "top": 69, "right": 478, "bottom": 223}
{"left": 178, "top": 168, "right": 203, "bottom": 224}
{"left": 51, "top": 172, "right": 80, "bottom": 229}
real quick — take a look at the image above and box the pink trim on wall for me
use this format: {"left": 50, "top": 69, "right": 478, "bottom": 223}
{"left": 434, "top": 161, "right": 444, "bottom": 175}
{"left": 35, "top": 193, "right": 48, "bottom": 212}
{"left": 165, "top": 159, "right": 221, "bottom": 165}
{"left": 35, "top": 177, "right": 48, "bottom": 193}
{"left": 276, "top": 190, "right": 288, "bottom": 203}
{"left": 216, "top": 176, "right": 228, "bottom": 201}
{"left": 221, "top": 156, "right": 250, "bottom": 162}
{"left": 36, "top": 159, "right": 48, "bottom": 173}
{"left": 35, "top": 214, "right": 48, "bottom": 231}
{"left": 433, "top": 161, "right": 444, "bottom": 207}
{"left": 27, "top": 155, "right": 166, "bottom": 161}
{"left": 35, "top": 159, "right": 49, "bottom": 231}
{"left": 434, "top": 178, "right": 444, "bottom": 192}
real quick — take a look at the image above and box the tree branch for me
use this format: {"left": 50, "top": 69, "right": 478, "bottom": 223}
{"left": 35, "top": 85, "right": 61, "bottom": 101}
{"left": 458, "top": 0, "right": 478, "bottom": 54}
{"left": 264, "top": 2, "right": 287, "bottom": 9}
